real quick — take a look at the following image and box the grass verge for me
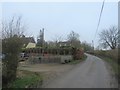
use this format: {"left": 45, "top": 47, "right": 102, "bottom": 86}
{"left": 7, "top": 70, "right": 43, "bottom": 88}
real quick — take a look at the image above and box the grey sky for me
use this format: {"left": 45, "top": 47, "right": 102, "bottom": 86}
{"left": 2, "top": 2, "right": 117, "bottom": 48}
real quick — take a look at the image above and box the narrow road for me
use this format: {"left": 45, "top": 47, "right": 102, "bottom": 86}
{"left": 45, "top": 53, "right": 117, "bottom": 88}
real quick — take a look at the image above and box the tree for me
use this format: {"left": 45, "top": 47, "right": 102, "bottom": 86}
{"left": 53, "top": 35, "right": 63, "bottom": 48}
{"left": 2, "top": 16, "right": 24, "bottom": 39}
{"left": 67, "top": 31, "right": 81, "bottom": 48}
{"left": 81, "top": 41, "right": 93, "bottom": 52}
{"left": 2, "top": 16, "right": 25, "bottom": 87}
{"left": 99, "top": 26, "right": 118, "bottom": 49}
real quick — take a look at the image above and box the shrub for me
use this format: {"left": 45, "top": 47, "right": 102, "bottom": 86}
{"left": 2, "top": 36, "right": 22, "bottom": 87}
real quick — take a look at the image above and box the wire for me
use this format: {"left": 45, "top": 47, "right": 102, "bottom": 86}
{"left": 94, "top": 0, "right": 105, "bottom": 41}
{"left": 92, "top": 0, "right": 105, "bottom": 49}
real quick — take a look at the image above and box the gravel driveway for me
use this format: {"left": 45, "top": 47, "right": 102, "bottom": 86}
{"left": 18, "top": 62, "right": 76, "bottom": 87}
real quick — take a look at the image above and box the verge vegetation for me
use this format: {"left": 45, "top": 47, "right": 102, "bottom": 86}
{"left": 7, "top": 70, "right": 43, "bottom": 88}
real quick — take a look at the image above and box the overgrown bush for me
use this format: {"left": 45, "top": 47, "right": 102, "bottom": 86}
{"left": 72, "top": 47, "right": 84, "bottom": 60}
{"left": 2, "top": 36, "right": 22, "bottom": 87}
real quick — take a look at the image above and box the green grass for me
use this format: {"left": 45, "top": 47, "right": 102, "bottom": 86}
{"left": 7, "top": 71, "right": 43, "bottom": 88}
{"left": 68, "top": 54, "right": 87, "bottom": 64}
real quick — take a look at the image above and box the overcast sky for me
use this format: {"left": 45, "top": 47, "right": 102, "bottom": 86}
{"left": 2, "top": 2, "right": 118, "bottom": 48}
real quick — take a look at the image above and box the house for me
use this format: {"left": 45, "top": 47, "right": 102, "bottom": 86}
{"left": 58, "top": 40, "right": 81, "bottom": 48}
{"left": 21, "top": 35, "right": 36, "bottom": 48}
{"left": 58, "top": 41, "right": 71, "bottom": 47}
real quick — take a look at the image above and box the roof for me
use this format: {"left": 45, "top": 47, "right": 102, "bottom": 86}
{"left": 26, "top": 42, "right": 36, "bottom": 48}
{"left": 21, "top": 36, "right": 36, "bottom": 48}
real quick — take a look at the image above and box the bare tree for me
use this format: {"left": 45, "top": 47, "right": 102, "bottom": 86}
{"left": 51, "top": 35, "right": 63, "bottom": 47}
{"left": 67, "top": 31, "right": 81, "bottom": 48}
{"left": 2, "top": 16, "right": 25, "bottom": 87}
{"left": 99, "top": 26, "right": 118, "bottom": 49}
{"left": 2, "top": 16, "right": 24, "bottom": 39}
{"left": 81, "top": 41, "right": 93, "bottom": 52}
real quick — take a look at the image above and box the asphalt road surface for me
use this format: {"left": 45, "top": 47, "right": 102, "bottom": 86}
{"left": 45, "top": 53, "right": 118, "bottom": 88}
